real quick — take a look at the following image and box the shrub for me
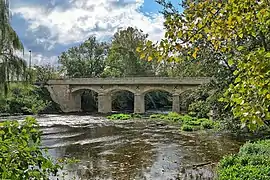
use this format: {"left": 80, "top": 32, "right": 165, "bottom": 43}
{"left": 0, "top": 116, "right": 73, "bottom": 179}
{"left": 150, "top": 113, "right": 182, "bottom": 122}
{"left": 0, "top": 85, "right": 49, "bottom": 115}
{"left": 201, "top": 120, "right": 214, "bottom": 129}
{"left": 239, "top": 140, "right": 270, "bottom": 156}
{"left": 181, "top": 115, "right": 194, "bottom": 122}
{"left": 217, "top": 139, "right": 270, "bottom": 180}
{"left": 188, "top": 100, "right": 210, "bottom": 118}
{"left": 184, "top": 119, "right": 201, "bottom": 126}
{"left": 149, "top": 113, "right": 217, "bottom": 131}
{"left": 181, "top": 124, "right": 194, "bottom": 131}
{"left": 107, "top": 113, "right": 132, "bottom": 120}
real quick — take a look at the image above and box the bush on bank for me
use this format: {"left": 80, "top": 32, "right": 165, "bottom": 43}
{"left": 0, "top": 116, "right": 74, "bottom": 180}
{"left": 150, "top": 112, "right": 218, "bottom": 131}
{"left": 217, "top": 139, "right": 270, "bottom": 180}
{"left": 0, "top": 84, "right": 54, "bottom": 115}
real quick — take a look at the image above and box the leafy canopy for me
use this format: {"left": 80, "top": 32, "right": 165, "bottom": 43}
{"left": 102, "top": 27, "right": 155, "bottom": 77}
{"left": 59, "top": 36, "right": 108, "bottom": 78}
{"left": 140, "top": 0, "right": 270, "bottom": 130}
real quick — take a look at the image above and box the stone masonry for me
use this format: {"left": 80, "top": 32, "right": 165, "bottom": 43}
{"left": 46, "top": 77, "right": 210, "bottom": 113}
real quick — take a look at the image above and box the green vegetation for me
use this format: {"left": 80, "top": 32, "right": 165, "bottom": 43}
{"left": 0, "top": 84, "right": 50, "bottom": 115}
{"left": 58, "top": 36, "right": 108, "bottom": 78}
{"left": 1, "top": 0, "right": 270, "bottom": 177}
{"left": 217, "top": 139, "right": 270, "bottom": 180}
{"left": 0, "top": 116, "right": 76, "bottom": 179}
{"left": 107, "top": 114, "right": 132, "bottom": 120}
{"left": 0, "top": 0, "right": 27, "bottom": 96}
{"left": 141, "top": 0, "right": 270, "bottom": 131}
{"left": 150, "top": 112, "right": 218, "bottom": 131}
{"left": 108, "top": 112, "right": 218, "bottom": 132}
{"left": 107, "top": 113, "right": 142, "bottom": 120}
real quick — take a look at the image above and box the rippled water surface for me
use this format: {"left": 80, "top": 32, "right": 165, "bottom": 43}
{"left": 5, "top": 115, "right": 245, "bottom": 180}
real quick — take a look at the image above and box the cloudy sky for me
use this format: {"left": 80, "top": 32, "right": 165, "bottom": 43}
{"left": 10, "top": 0, "right": 182, "bottom": 66}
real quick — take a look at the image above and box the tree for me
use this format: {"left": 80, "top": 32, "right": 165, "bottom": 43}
{"left": 141, "top": 0, "right": 270, "bottom": 130}
{"left": 58, "top": 36, "right": 108, "bottom": 78}
{"left": 102, "top": 27, "right": 156, "bottom": 77}
{"left": 33, "top": 64, "right": 60, "bottom": 82}
{"left": 0, "top": 0, "right": 27, "bottom": 96}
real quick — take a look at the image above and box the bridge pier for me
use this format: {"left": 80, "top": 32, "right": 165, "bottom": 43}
{"left": 72, "top": 93, "right": 82, "bottom": 112}
{"left": 172, "top": 94, "right": 180, "bottom": 113}
{"left": 134, "top": 94, "right": 145, "bottom": 114}
{"left": 98, "top": 93, "right": 112, "bottom": 113}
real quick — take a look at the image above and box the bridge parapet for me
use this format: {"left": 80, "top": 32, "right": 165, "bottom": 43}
{"left": 47, "top": 77, "right": 211, "bottom": 85}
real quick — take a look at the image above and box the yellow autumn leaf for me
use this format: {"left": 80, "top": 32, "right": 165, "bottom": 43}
{"left": 140, "top": 53, "right": 146, "bottom": 59}
{"left": 192, "top": 47, "right": 199, "bottom": 59}
{"left": 192, "top": 51, "right": 197, "bottom": 59}
{"left": 227, "top": 16, "right": 233, "bottom": 26}
{"left": 148, "top": 56, "right": 153, "bottom": 61}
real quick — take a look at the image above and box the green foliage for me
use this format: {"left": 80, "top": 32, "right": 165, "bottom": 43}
{"left": 0, "top": 0, "right": 27, "bottom": 96}
{"left": 102, "top": 27, "right": 155, "bottom": 77}
{"left": 181, "top": 124, "right": 194, "bottom": 131}
{"left": 33, "top": 64, "right": 60, "bottom": 82}
{"left": 238, "top": 140, "right": 270, "bottom": 156}
{"left": 150, "top": 113, "right": 217, "bottom": 131}
{"left": 149, "top": 114, "right": 163, "bottom": 119}
{"left": 188, "top": 100, "right": 210, "bottom": 118}
{"left": 218, "top": 140, "right": 270, "bottom": 180}
{"left": 107, "top": 113, "right": 132, "bottom": 120}
{"left": 221, "top": 48, "right": 270, "bottom": 130}
{"left": 0, "top": 84, "right": 48, "bottom": 115}
{"left": 106, "top": 113, "right": 142, "bottom": 120}
{"left": 201, "top": 120, "right": 214, "bottom": 129}
{"left": 59, "top": 36, "right": 108, "bottom": 78}
{"left": 132, "top": 113, "right": 142, "bottom": 118}
{"left": 0, "top": 116, "right": 72, "bottom": 179}
{"left": 143, "top": 0, "right": 270, "bottom": 131}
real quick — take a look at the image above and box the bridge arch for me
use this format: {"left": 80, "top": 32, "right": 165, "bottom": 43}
{"left": 105, "top": 86, "right": 137, "bottom": 113}
{"left": 142, "top": 87, "right": 174, "bottom": 113}
{"left": 104, "top": 86, "right": 138, "bottom": 95}
{"left": 141, "top": 87, "right": 174, "bottom": 96}
{"left": 71, "top": 86, "right": 101, "bottom": 94}
{"left": 71, "top": 87, "right": 100, "bottom": 112}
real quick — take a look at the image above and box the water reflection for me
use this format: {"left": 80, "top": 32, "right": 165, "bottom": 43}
{"left": 35, "top": 115, "right": 244, "bottom": 180}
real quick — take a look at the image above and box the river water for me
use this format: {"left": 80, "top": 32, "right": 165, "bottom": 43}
{"left": 5, "top": 115, "right": 245, "bottom": 180}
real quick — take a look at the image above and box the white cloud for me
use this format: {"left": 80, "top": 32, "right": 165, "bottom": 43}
{"left": 16, "top": 49, "right": 58, "bottom": 67}
{"left": 12, "top": 0, "right": 165, "bottom": 49}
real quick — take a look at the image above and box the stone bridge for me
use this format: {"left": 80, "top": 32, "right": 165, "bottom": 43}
{"left": 46, "top": 77, "right": 210, "bottom": 114}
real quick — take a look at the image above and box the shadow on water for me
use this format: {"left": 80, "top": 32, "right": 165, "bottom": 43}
{"left": 31, "top": 115, "right": 245, "bottom": 180}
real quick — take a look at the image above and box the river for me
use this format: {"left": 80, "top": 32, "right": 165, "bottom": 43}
{"left": 4, "top": 115, "right": 245, "bottom": 180}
